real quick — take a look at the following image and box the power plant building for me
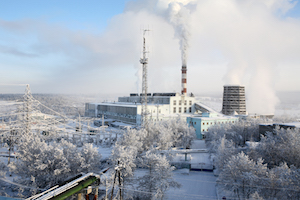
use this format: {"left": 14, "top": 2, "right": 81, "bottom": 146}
{"left": 85, "top": 92, "right": 239, "bottom": 139}
{"left": 85, "top": 93, "right": 197, "bottom": 126}
{"left": 221, "top": 85, "right": 247, "bottom": 115}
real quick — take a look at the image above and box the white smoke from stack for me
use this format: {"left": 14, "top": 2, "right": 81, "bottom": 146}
{"left": 166, "top": 2, "right": 192, "bottom": 66}
{"left": 123, "top": 0, "right": 300, "bottom": 114}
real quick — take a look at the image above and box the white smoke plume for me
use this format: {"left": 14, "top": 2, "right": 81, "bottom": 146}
{"left": 126, "top": 0, "right": 300, "bottom": 114}
{"left": 1, "top": 0, "right": 300, "bottom": 115}
{"left": 165, "top": 1, "right": 193, "bottom": 66}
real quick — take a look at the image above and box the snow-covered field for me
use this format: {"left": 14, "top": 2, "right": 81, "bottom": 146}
{"left": 166, "top": 170, "right": 217, "bottom": 200}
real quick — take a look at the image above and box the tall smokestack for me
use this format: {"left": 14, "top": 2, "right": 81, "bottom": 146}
{"left": 181, "top": 65, "right": 187, "bottom": 95}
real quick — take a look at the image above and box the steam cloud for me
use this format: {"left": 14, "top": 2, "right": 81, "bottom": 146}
{"left": 165, "top": 2, "right": 193, "bottom": 66}
{"left": 143, "top": 0, "right": 299, "bottom": 114}
{"left": 1, "top": 0, "right": 300, "bottom": 115}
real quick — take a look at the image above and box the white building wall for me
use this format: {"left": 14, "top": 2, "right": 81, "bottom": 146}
{"left": 169, "top": 94, "right": 196, "bottom": 115}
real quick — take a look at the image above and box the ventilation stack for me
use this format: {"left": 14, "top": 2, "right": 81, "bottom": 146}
{"left": 222, "top": 85, "right": 247, "bottom": 115}
{"left": 181, "top": 65, "right": 187, "bottom": 96}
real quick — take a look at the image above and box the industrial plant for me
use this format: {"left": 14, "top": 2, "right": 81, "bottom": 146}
{"left": 85, "top": 31, "right": 245, "bottom": 139}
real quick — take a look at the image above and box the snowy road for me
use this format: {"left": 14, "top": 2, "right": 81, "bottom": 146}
{"left": 166, "top": 170, "right": 217, "bottom": 200}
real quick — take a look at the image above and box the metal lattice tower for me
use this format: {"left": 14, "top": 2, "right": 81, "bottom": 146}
{"left": 23, "top": 84, "right": 33, "bottom": 135}
{"left": 140, "top": 30, "right": 150, "bottom": 128}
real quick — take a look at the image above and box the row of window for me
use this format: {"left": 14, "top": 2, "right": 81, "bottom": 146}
{"left": 190, "top": 120, "right": 236, "bottom": 125}
{"left": 202, "top": 121, "right": 235, "bottom": 125}
{"left": 173, "top": 100, "right": 192, "bottom": 106}
{"left": 173, "top": 107, "right": 192, "bottom": 113}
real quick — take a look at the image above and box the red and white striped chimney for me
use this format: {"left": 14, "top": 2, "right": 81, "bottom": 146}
{"left": 181, "top": 65, "right": 187, "bottom": 95}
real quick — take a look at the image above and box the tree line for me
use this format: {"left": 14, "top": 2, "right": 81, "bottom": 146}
{"left": 206, "top": 118, "right": 300, "bottom": 200}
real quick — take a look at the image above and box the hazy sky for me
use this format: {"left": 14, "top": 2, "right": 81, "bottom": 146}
{"left": 0, "top": 0, "right": 300, "bottom": 114}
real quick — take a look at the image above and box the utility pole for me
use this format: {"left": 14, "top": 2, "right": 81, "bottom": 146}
{"left": 140, "top": 29, "right": 150, "bottom": 130}
{"left": 118, "top": 162, "right": 122, "bottom": 200}
{"left": 110, "top": 161, "right": 122, "bottom": 200}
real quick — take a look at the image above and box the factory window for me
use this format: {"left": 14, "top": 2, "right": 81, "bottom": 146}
{"left": 184, "top": 100, "right": 187, "bottom": 105}
{"left": 194, "top": 122, "right": 196, "bottom": 125}
{"left": 203, "top": 123, "right": 205, "bottom": 125}
{"left": 184, "top": 107, "right": 187, "bottom": 113}
{"left": 207, "top": 122, "right": 209, "bottom": 125}
{"left": 189, "top": 100, "right": 192, "bottom": 105}
{"left": 159, "top": 109, "right": 161, "bottom": 113}
{"left": 203, "top": 129, "right": 205, "bottom": 132}
{"left": 173, "top": 107, "right": 176, "bottom": 113}
{"left": 153, "top": 110, "right": 155, "bottom": 113}
{"left": 179, "top": 107, "right": 182, "bottom": 113}
{"left": 211, "top": 122, "right": 212, "bottom": 125}
{"left": 232, "top": 121, "right": 235, "bottom": 123}
{"left": 179, "top": 100, "right": 182, "bottom": 105}
{"left": 189, "top": 107, "right": 192, "bottom": 113}
{"left": 173, "top": 100, "right": 176, "bottom": 105}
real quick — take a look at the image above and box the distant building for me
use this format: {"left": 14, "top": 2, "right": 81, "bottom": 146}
{"left": 187, "top": 112, "right": 239, "bottom": 139}
{"left": 259, "top": 122, "right": 300, "bottom": 135}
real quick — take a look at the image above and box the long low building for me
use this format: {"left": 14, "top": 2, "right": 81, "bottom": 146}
{"left": 85, "top": 93, "right": 197, "bottom": 126}
{"left": 85, "top": 93, "right": 239, "bottom": 139}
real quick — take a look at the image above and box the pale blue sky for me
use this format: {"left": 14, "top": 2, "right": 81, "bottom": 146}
{"left": 0, "top": 0, "right": 130, "bottom": 31}
{"left": 0, "top": 0, "right": 300, "bottom": 114}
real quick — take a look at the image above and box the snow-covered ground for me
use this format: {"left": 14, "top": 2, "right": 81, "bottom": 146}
{"left": 166, "top": 170, "right": 217, "bottom": 200}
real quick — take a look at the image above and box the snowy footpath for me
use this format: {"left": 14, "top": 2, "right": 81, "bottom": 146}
{"left": 166, "top": 170, "right": 217, "bottom": 200}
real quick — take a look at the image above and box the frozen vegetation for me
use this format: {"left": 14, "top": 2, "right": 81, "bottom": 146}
{"left": 0, "top": 93, "right": 300, "bottom": 199}
{"left": 206, "top": 120, "right": 300, "bottom": 199}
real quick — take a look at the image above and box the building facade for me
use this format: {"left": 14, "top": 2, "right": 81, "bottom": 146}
{"left": 85, "top": 93, "right": 197, "bottom": 126}
{"left": 187, "top": 113, "right": 239, "bottom": 139}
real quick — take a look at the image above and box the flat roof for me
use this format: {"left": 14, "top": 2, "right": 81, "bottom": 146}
{"left": 96, "top": 102, "right": 139, "bottom": 107}
{"left": 274, "top": 122, "right": 300, "bottom": 128}
{"left": 188, "top": 115, "right": 238, "bottom": 120}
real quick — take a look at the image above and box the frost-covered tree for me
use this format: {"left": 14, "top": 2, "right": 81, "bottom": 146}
{"left": 206, "top": 119, "right": 264, "bottom": 148}
{"left": 160, "top": 118, "right": 195, "bottom": 149}
{"left": 146, "top": 118, "right": 195, "bottom": 150}
{"left": 137, "top": 151, "right": 180, "bottom": 200}
{"left": 110, "top": 119, "right": 189, "bottom": 199}
{"left": 10, "top": 135, "right": 101, "bottom": 188}
{"left": 218, "top": 152, "right": 268, "bottom": 200}
{"left": 213, "top": 136, "right": 237, "bottom": 172}
{"left": 252, "top": 127, "right": 300, "bottom": 168}
{"left": 117, "top": 128, "right": 147, "bottom": 153}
